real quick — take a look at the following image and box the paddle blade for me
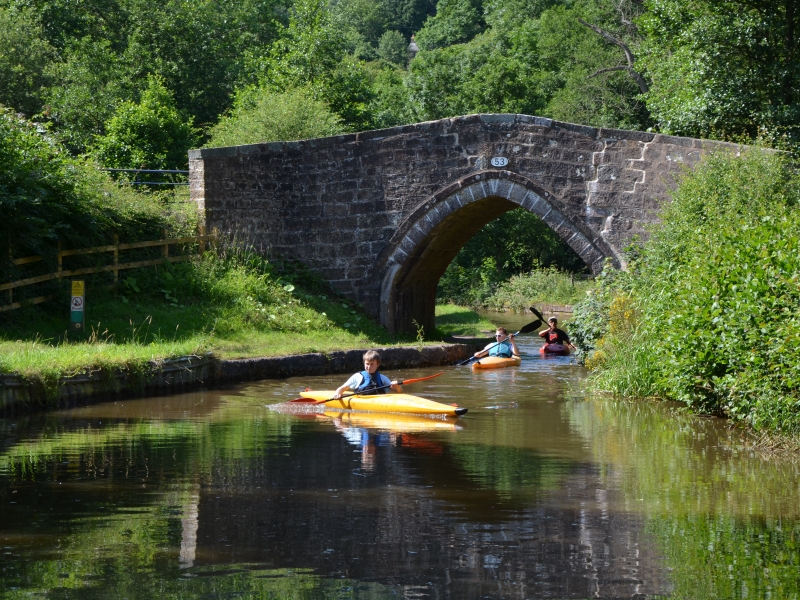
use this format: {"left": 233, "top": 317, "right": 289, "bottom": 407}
{"left": 401, "top": 372, "right": 444, "bottom": 385}
{"left": 518, "top": 319, "right": 542, "bottom": 334}
{"left": 288, "top": 397, "right": 323, "bottom": 403}
{"left": 529, "top": 306, "right": 545, "bottom": 321}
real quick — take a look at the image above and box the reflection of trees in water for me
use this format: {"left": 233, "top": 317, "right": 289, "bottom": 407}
{"left": 190, "top": 429, "right": 669, "bottom": 598}
{"left": 568, "top": 397, "right": 800, "bottom": 597}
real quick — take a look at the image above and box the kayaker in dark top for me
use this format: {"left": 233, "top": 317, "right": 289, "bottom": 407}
{"left": 539, "top": 317, "right": 576, "bottom": 350}
{"left": 333, "top": 350, "right": 402, "bottom": 399}
{"left": 474, "top": 327, "right": 520, "bottom": 359}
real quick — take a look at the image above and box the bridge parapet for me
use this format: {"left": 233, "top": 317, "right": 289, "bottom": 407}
{"left": 189, "top": 114, "right": 737, "bottom": 334}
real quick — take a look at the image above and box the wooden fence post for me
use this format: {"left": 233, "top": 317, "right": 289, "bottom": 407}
{"left": 198, "top": 224, "right": 206, "bottom": 255}
{"left": 163, "top": 229, "right": 169, "bottom": 260}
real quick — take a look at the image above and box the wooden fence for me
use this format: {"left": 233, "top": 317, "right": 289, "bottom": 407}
{"left": 2, "top": 227, "right": 215, "bottom": 312}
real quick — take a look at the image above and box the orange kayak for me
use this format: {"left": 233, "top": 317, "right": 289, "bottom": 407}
{"left": 471, "top": 355, "right": 522, "bottom": 370}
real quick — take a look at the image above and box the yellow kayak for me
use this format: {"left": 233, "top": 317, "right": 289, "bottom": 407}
{"left": 471, "top": 355, "right": 522, "bottom": 370}
{"left": 297, "top": 391, "right": 467, "bottom": 416}
{"left": 322, "top": 411, "right": 462, "bottom": 432}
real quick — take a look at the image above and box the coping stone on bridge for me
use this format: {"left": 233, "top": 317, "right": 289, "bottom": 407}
{"left": 188, "top": 113, "right": 739, "bottom": 334}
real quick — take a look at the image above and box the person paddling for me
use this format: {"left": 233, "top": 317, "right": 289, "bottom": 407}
{"left": 474, "top": 327, "right": 520, "bottom": 359}
{"left": 539, "top": 317, "right": 576, "bottom": 350}
{"left": 333, "top": 350, "right": 403, "bottom": 399}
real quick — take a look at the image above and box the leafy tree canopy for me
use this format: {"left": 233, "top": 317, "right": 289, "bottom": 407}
{"left": 92, "top": 76, "right": 198, "bottom": 170}
{"left": 206, "top": 86, "right": 344, "bottom": 147}
{"left": 639, "top": 0, "right": 800, "bottom": 142}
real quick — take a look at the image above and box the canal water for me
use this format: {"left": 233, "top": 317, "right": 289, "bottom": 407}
{"left": 1, "top": 313, "right": 799, "bottom": 599}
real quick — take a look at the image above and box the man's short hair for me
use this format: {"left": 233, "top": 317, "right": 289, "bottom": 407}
{"left": 496, "top": 327, "right": 508, "bottom": 335}
{"left": 548, "top": 317, "right": 558, "bottom": 323}
{"left": 363, "top": 350, "right": 382, "bottom": 363}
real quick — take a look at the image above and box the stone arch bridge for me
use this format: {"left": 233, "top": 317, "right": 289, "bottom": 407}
{"left": 189, "top": 114, "right": 735, "bottom": 334}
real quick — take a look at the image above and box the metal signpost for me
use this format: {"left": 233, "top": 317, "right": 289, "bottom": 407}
{"left": 70, "top": 280, "right": 85, "bottom": 332}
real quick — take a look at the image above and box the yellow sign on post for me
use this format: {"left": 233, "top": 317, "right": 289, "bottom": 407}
{"left": 70, "top": 279, "right": 85, "bottom": 332}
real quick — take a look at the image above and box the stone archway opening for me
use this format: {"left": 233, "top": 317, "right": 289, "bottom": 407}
{"left": 380, "top": 173, "right": 614, "bottom": 335}
{"left": 388, "top": 196, "right": 520, "bottom": 337}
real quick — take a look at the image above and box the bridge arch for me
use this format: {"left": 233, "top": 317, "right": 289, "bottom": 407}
{"left": 378, "top": 170, "right": 618, "bottom": 334}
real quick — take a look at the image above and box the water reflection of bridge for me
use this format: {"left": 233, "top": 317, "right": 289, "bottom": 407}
{"left": 185, "top": 427, "right": 669, "bottom": 598}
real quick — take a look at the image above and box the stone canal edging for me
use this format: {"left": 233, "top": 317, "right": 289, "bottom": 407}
{"left": 0, "top": 343, "right": 478, "bottom": 413}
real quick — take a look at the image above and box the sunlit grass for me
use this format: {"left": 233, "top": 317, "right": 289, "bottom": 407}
{"left": 434, "top": 304, "right": 496, "bottom": 337}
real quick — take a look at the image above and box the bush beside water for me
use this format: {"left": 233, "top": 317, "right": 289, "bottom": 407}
{"left": 569, "top": 150, "right": 800, "bottom": 433}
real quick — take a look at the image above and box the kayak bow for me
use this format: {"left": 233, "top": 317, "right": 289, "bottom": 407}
{"left": 471, "top": 355, "right": 522, "bottom": 370}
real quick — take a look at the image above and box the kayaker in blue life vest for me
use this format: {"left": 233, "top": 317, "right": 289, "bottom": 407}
{"left": 333, "top": 350, "right": 403, "bottom": 399}
{"left": 473, "top": 327, "right": 520, "bottom": 359}
{"left": 539, "top": 317, "right": 576, "bottom": 350}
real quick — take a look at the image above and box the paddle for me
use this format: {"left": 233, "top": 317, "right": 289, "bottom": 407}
{"left": 455, "top": 317, "right": 542, "bottom": 366}
{"left": 289, "top": 371, "right": 444, "bottom": 404}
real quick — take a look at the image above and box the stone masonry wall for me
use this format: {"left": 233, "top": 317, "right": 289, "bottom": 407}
{"left": 189, "top": 114, "right": 737, "bottom": 333}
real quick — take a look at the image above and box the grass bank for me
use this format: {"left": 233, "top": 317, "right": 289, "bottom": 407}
{"left": 568, "top": 149, "right": 800, "bottom": 435}
{"left": 1, "top": 252, "right": 495, "bottom": 388}
{"left": 434, "top": 304, "right": 497, "bottom": 338}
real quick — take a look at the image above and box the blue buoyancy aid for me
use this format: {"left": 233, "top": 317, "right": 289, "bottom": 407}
{"left": 488, "top": 340, "right": 513, "bottom": 358}
{"left": 357, "top": 370, "right": 387, "bottom": 395}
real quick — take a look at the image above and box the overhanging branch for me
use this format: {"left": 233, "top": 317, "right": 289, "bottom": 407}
{"left": 578, "top": 18, "right": 649, "bottom": 93}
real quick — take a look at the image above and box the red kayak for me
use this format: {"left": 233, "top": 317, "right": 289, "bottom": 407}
{"left": 540, "top": 343, "right": 570, "bottom": 356}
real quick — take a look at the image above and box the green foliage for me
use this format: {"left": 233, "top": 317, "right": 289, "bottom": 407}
{"left": 485, "top": 267, "right": 594, "bottom": 311}
{"left": 407, "top": 27, "right": 544, "bottom": 121}
{"left": 1, "top": 0, "right": 286, "bottom": 152}
{"left": 43, "top": 37, "right": 132, "bottom": 153}
{"left": 537, "top": 1, "right": 650, "bottom": 129}
{"left": 406, "top": 0, "right": 651, "bottom": 129}
{"left": 0, "top": 109, "right": 183, "bottom": 277}
{"left": 365, "top": 65, "right": 414, "bottom": 128}
{"left": 437, "top": 208, "right": 588, "bottom": 306}
{"left": 0, "top": 7, "right": 54, "bottom": 117}
{"left": 249, "top": 0, "right": 376, "bottom": 130}
{"left": 206, "top": 86, "right": 344, "bottom": 147}
{"left": 92, "top": 76, "right": 198, "bottom": 170}
{"left": 414, "top": 0, "right": 485, "bottom": 50}
{"left": 377, "top": 29, "right": 408, "bottom": 65}
{"left": 564, "top": 265, "right": 616, "bottom": 362}
{"left": 639, "top": 0, "right": 800, "bottom": 142}
{"left": 572, "top": 150, "right": 800, "bottom": 432}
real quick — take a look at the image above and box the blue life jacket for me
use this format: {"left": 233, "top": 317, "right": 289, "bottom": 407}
{"left": 357, "top": 370, "right": 387, "bottom": 395}
{"left": 488, "top": 340, "right": 513, "bottom": 358}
